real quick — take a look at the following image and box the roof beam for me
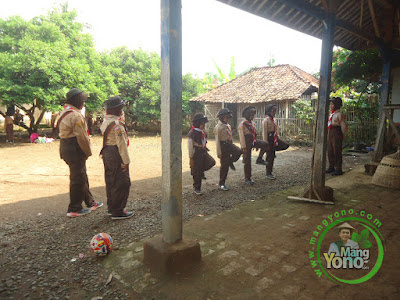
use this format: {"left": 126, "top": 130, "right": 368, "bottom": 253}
{"left": 368, "top": 0, "right": 381, "bottom": 38}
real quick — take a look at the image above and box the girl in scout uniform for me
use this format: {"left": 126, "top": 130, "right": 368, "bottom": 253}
{"left": 58, "top": 88, "right": 103, "bottom": 217}
{"left": 238, "top": 106, "right": 268, "bottom": 185}
{"left": 214, "top": 108, "right": 242, "bottom": 191}
{"left": 188, "top": 113, "right": 216, "bottom": 195}
{"left": 326, "top": 97, "right": 347, "bottom": 176}
{"left": 262, "top": 104, "right": 289, "bottom": 180}
{"left": 100, "top": 96, "right": 133, "bottom": 220}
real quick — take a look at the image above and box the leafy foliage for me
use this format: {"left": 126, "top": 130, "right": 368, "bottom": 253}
{"left": 352, "top": 229, "right": 373, "bottom": 249}
{"left": 0, "top": 5, "right": 117, "bottom": 134}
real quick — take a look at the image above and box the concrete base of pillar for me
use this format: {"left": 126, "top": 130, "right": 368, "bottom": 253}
{"left": 143, "top": 236, "right": 201, "bottom": 275}
{"left": 302, "top": 185, "right": 334, "bottom": 202}
{"left": 364, "top": 162, "right": 380, "bottom": 175}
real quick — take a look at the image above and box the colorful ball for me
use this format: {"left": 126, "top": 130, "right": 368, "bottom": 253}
{"left": 90, "top": 233, "right": 113, "bottom": 256}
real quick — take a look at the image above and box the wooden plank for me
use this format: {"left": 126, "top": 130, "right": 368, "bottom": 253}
{"left": 360, "top": 0, "right": 364, "bottom": 28}
{"left": 368, "top": 0, "right": 380, "bottom": 38}
{"left": 384, "top": 105, "right": 400, "bottom": 109}
{"left": 287, "top": 196, "right": 335, "bottom": 205}
{"left": 161, "top": 0, "right": 183, "bottom": 244}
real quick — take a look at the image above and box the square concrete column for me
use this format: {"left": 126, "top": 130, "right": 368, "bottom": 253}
{"left": 144, "top": 0, "right": 201, "bottom": 275}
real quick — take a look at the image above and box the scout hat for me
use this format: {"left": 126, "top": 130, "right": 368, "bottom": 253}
{"left": 105, "top": 96, "right": 126, "bottom": 109}
{"left": 242, "top": 106, "right": 256, "bottom": 118}
{"left": 217, "top": 108, "right": 233, "bottom": 117}
{"left": 66, "top": 88, "right": 84, "bottom": 100}
{"left": 335, "top": 222, "right": 357, "bottom": 232}
{"left": 265, "top": 104, "right": 277, "bottom": 115}
{"left": 192, "top": 113, "right": 208, "bottom": 123}
{"left": 330, "top": 97, "right": 343, "bottom": 108}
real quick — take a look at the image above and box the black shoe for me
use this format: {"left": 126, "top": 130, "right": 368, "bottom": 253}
{"left": 326, "top": 168, "right": 335, "bottom": 174}
{"left": 202, "top": 175, "right": 207, "bottom": 180}
{"left": 331, "top": 170, "right": 344, "bottom": 176}
{"left": 112, "top": 211, "right": 134, "bottom": 220}
{"left": 229, "top": 163, "right": 236, "bottom": 171}
{"left": 256, "top": 159, "right": 268, "bottom": 166}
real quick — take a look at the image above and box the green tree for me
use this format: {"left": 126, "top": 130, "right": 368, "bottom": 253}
{"left": 0, "top": 5, "right": 117, "bottom": 134}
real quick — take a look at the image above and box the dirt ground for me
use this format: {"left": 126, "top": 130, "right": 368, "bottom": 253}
{"left": 1, "top": 135, "right": 390, "bottom": 299}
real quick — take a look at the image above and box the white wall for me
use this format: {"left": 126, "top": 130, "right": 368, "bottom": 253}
{"left": 391, "top": 67, "right": 400, "bottom": 123}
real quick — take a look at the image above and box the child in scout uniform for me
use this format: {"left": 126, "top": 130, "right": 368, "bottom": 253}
{"left": 4, "top": 112, "right": 14, "bottom": 143}
{"left": 262, "top": 104, "right": 289, "bottom": 180}
{"left": 214, "top": 108, "right": 242, "bottom": 191}
{"left": 188, "top": 113, "right": 216, "bottom": 195}
{"left": 100, "top": 96, "right": 133, "bottom": 220}
{"left": 326, "top": 97, "right": 347, "bottom": 176}
{"left": 238, "top": 106, "right": 268, "bottom": 185}
{"left": 58, "top": 88, "right": 103, "bottom": 217}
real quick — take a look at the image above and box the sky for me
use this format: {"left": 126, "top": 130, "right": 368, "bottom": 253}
{"left": 0, "top": 0, "right": 323, "bottom": 77}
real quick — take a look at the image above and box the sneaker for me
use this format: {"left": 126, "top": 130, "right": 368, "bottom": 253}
{"left": 202, "top": 175, "right": 207, "bottom": 180}
{"left": 229, "top": 163, "right": 236, "bottom": 171}
{"left": 194, "top": 189, "right": 203, "bottom": 195}
{"left": 245, "top": 178, "right": 255, "bottom": 185}
{"left": 107, "top": 210, "right": 112, "bottom": 216}
{"left": 331, "top": 170, "right": 344, "bottom": 176}
{"left": 326, "top": 168, "right": 335, "bottom": 174}
{"left": 90, "top": 201, "right": 103, "bottom": 211}
{"left": 266, "top": 174, "right": 276, "bottom": 180}
{"left": 67, "top": 208, "right": 92, "bottom": 218}
{"left": 256, "top": 159, "right": 268, "bottom": 166}
{"left": 112, "top": 211, "right": 134, "bottom": 220}
{"left": 219, "top": 185, "right": 229, "bottom": 191}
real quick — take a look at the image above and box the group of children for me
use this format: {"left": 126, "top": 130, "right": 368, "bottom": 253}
{"left": 58, "top": 88, "right": 346, "bottom": 217}
{"left": 188, "top": 98, "right": 347, "bottom": 195}
{"left": 58, "top": 89, "right": 133, "bottom": 219}
{"left": 188, "top": 105, "right": 289, "bottom": 195}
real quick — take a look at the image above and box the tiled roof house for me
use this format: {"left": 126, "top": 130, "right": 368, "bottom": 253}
{"left": 191, "top": 64, "right": 319, "bottom": 134}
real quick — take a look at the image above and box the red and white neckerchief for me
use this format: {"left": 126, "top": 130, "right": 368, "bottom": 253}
{"left": 191, "top": 126, "right": 206, "bottom": 148}
{"left": 266, "top": 115, "right": 278, "bottom": 147}
{"left": 328, "top": 110, "right": 337, "bottom": 129}
{"left": 223, "top": 122, "right": 233, "bottom": 142}
{"left": 244, "top": 120, "right": 256, "bottom": 145}
{"left": 64, "top": 104, "right": 90, "bottom": 137}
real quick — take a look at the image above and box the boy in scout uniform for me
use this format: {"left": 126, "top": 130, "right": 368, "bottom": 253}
{"left": 262, "top": 104, "right": 289, "bottom": 180}
{"left": 238, "top": 106, "right": 268, "bottom": 185}
{"left": 326, "top": 97, "right": 347, "bottom": 176}
{"left": 214, "top": 108, "right": 242, "bottom": 191}
{"left": 188, "top": 113, "right": 216, "bottom": 195}
{"left": 59, "top": 88, "right": 103, "bottom": 217}
{"left": 100, "top": 96, "right": 133, "bottom": 220}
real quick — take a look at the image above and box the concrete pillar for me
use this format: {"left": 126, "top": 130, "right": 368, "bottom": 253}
{"left": 144, "top": 0, "right": 201, "bottom": 275}
{"left": 160, "top": 0, "right": 183, "bottom": 244}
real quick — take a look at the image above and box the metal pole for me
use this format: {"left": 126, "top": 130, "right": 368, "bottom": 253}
{"left": 161, "top": 0, "right": 182, "bottom": 244}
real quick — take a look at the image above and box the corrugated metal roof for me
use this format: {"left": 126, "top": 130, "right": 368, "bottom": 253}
{"left": 191, "top": 64, "right": 319, "bottom": 103}
{"left": 217, "top": 0, "right": 398, "bottom": 51}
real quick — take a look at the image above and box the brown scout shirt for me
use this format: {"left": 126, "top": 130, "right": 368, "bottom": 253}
{"left": 262, "top": 117, "right": 276, "bottom": 143}
{"left": 238, "top": 119, "right": 256, "bottom": 149}
{"left": 100, "top": 115, "right": 130, "bottom": 165}
{"left": 214, "top": 120, "right": 233, "bottom": 157}
{"left": 58, "top": 105, "right": 92, "bottom": 157}
{"left": 329, "top": 109, "right": 347, "bottom": 135}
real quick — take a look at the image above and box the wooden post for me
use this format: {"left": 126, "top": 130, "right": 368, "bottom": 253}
{"left": 161, "top": 0, "right": 182, "bottom": 244}
{"left": 313, "top": 8, "right": 335, "bottom": 187}
{"left": 373, "top": 58, "right": 391, "bottom": 162}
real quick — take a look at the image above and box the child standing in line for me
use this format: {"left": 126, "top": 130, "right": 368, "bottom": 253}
{"left": 238, "top": 106, "right": 268, "bottom": 185}
{"left": 188, "top": 113, "right": 216, "bottom": 195}
{"left": 326, "top": 97, "right": 347, "bottom": 176}
{"left": 262, "top": 104, "right": 289, "bottom": 180}
{"left": 214, "top": 108, "right": 242, "bottom": 191}
{"left": 100, "top": 96, "right": 133, "bottom": 220}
